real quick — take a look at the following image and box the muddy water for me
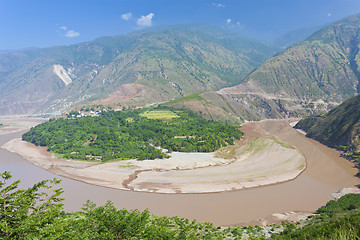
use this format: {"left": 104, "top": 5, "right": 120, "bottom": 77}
{"left": 0, "top": 120, "right": 359, "bottom": 226}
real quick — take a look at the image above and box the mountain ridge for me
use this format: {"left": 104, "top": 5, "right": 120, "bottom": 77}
{"left": 0, "top": 23, "right": 276, "bottom": 116}
{"left": 272, "top": 25, "right": 323, "bottom": 49}
{"left": 170, "top": 13, "right": 360, "bottom": 121}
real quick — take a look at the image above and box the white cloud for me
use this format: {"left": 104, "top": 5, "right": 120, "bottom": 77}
{"left": 65, "top": 30, "right": 80, "bottom": 38}
{"left": 327, "top": 13, "right": 332, "bottom": 17}
{"left": 212, "top": 3, "right": 225, "bottom": 8}
{"left": 121, "top": 12, "right": 132, "bottom": 21}
{"left": 59, "top": 26, "right": 80, "bottom": 38}
{"left": 137, "top": 13, "right": 154, "bottom": 27}
{"left": 225, "top": 20, "right": 243, "bottom": 30}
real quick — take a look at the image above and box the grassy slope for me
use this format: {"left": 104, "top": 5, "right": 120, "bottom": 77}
{"left": 295, "top": 94, "right": 360, "bottom": 148}
{"left": 247, "top": 14, "right": 360, "bottom": 102}
{"left": 172, "top": 14, "right": 360, "bottom": 121}
{"left": 295, "top": 94, "right": 360, "bottom": 163}
{"left": 163, "top": 93, "right": 242, "bottom": 123}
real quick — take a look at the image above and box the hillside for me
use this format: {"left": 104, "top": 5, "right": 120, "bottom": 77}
{"left": 0, "top": 24, "right": 275, "bottom": 116}
{"left": 295, "top": 93, "right": 360, "bottom": 162}
{"left": 171, "top": 14, "right": 360, "bottom": 121}
{"left": 246, "top": 14, "right": 360, "bottom": 102}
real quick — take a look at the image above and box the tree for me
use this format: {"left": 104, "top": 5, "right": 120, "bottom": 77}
{"left": 0, "top": 171, "right": 64, "bottom": 239}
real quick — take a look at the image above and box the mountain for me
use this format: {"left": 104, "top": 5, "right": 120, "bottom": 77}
{"left": 295, "top": 93, "right": 360, "bottom": 161}
{"left": 0, "top": 24, "right": 276, "bottom": 116}
{"left": 248, "top": 14, "right": 360, "bottom": 101}
{"left": 272, "top": 26, "right": 322, "bottom": 49}
{"left": 172, "top": 14, "right": 360, "bottom": 121}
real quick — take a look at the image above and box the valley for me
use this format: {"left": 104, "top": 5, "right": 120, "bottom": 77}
{"left": 164, "top": 14, "right": 360, "bottom": 121}
{"left": 1, "top": 117, "right": 358, "bottom": 227}
{"left": 1, "top": 15, "right": 360, "bottom": 122}
{"left": 1, "top": 5, "right": 360, "bottom": 238}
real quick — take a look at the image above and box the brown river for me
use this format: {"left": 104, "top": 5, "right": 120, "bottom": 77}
{"left": 0, "top": 119, "right": 359, "bottom": 226}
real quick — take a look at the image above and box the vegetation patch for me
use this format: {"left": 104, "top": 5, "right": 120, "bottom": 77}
{"left": 215, "top": 147, "right": 237, "bottom": 159}
{"left": 215, "top": 137, "right": 291, "bottom": 159}
{"left": 272, "top": 194, "right": 360, "bottom": 239}
{"left": 125, "top": 117, "right": 134, "bottom": 123}
{"left": 140, "top": 110, "right": 179, "bottom": 120}
{"left": 119, "top": 163, "right": 132, "bottom": 168}
{"left": 1, "top": 172, "right": 265, "bottom": 240}
{"left": 23, "top": 107, "right": 243, "bottom": 161}
{"left": 248, "top": 138, "right": 269, "bottom": 153}
{"left": 270, "top": 137, "right": 294, "bottom": 149}
{"left": 164, "top": 93, "right": 210, "bottom": 105}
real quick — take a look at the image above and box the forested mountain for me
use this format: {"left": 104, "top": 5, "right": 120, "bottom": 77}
{"left": 295, "top": 93, "right": 360, "bottom": 162}
{"left": 172, "top": 14, "right": 360, "bottom": 121}
{"left": 0, "top": 24, "right": 275, "bottom": 116}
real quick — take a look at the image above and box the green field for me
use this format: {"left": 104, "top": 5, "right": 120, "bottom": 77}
{"left": 140, "top": 110, "right": 179, "bottom": 120}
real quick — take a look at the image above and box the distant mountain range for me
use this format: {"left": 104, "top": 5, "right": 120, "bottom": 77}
{"left": 272, "top": 25, "right": 322, "bottom": 49}
{"left": 2, "top": 14, "right": 360, "bottom": 120}
{"left": 172, "top": 14, "right": 360, "bottom": 121}
{"left": 0, "top": 24, "right": 276, "bottom": 116}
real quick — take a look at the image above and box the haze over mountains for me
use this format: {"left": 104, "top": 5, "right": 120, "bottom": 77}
{"left": 1, "top": 14, "right": 360, "bottom": 120}
{"left": 0, "top": 24, "right": 275, "bottom": 116}
{"left": 272, "top": 25, "right": 323, "bottom": 49}
{"left": 175, "top": 13, "right": 360, "bottom": 121}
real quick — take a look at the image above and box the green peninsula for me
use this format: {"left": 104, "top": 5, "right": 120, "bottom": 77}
{"left": 22, "top": 108, "right": 243, "bottom": 161}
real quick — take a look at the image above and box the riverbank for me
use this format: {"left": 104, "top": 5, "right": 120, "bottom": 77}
{"left": 1, "top": 118, "right": 359, "bottom": 226}
{"left": 0, "top": 116, "right": 45, "bottom": 135}
{"left": 3, "top": 123, "right": 306, "bottom": 193}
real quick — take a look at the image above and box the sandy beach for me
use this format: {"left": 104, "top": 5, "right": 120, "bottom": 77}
{"left": 2, "top": 120, "right": 306, "bottom": 193}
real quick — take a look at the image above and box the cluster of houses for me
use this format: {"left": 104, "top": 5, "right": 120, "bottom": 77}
{"left": 67, "top": 109, "right": 107, "bottom": 119}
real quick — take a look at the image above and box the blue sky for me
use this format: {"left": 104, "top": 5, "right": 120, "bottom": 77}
{"left": 1, "top": 0, "right": 360, "bottom": 50}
